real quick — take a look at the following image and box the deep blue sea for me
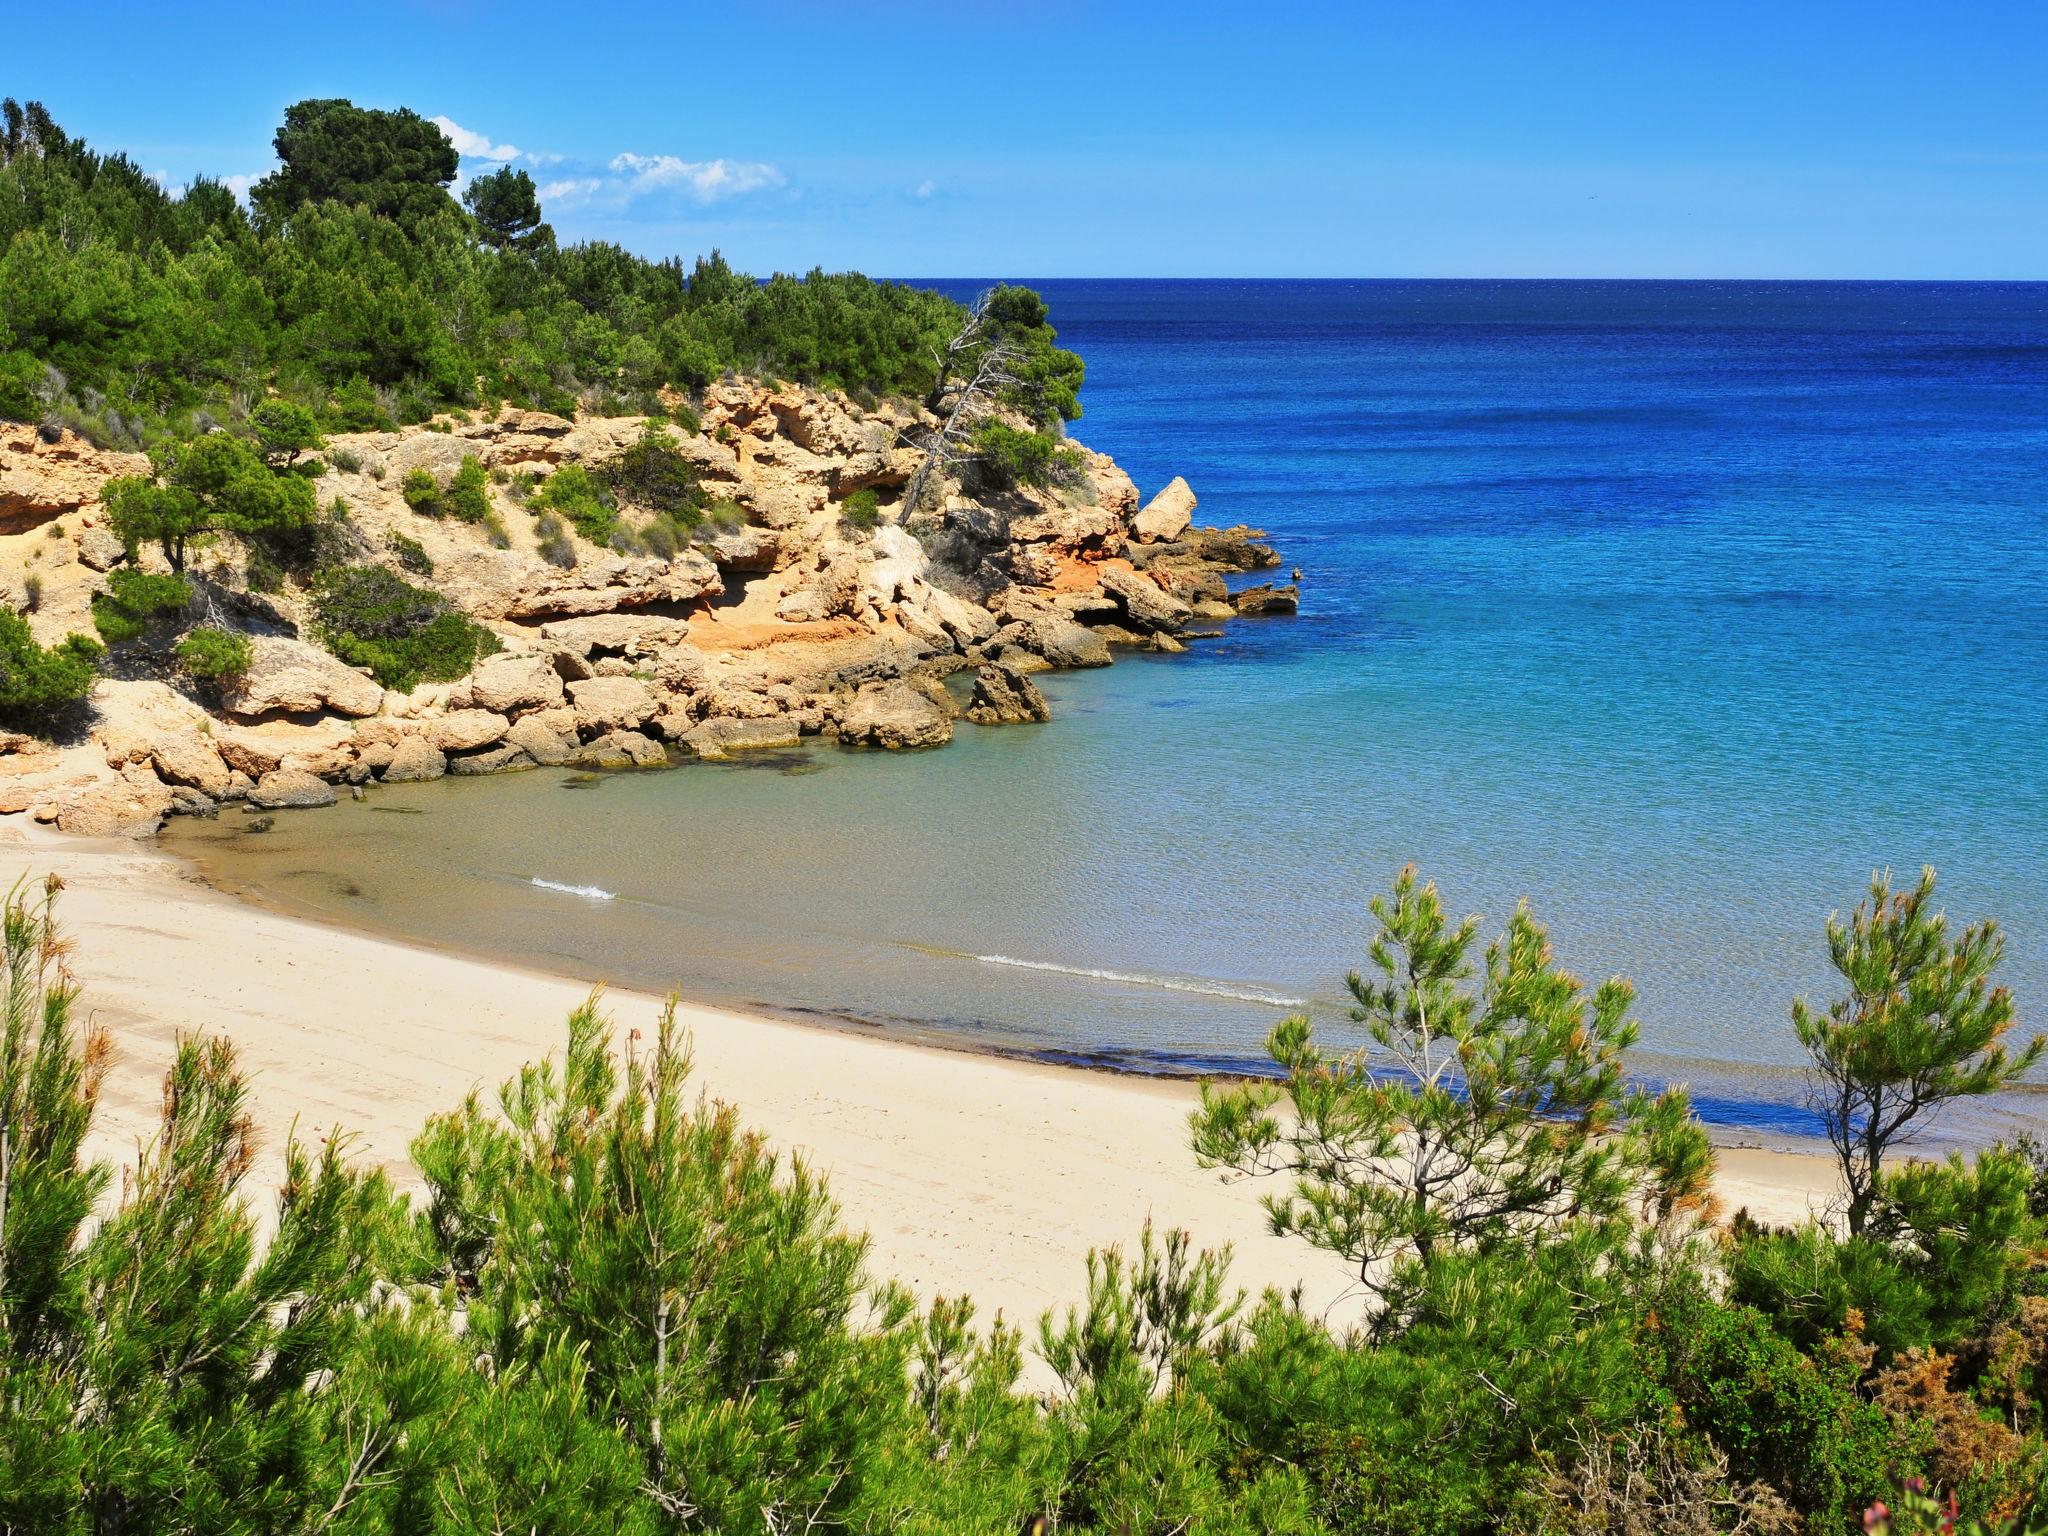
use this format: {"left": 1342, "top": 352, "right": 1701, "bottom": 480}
{"left": 167, "top": 280, "right": 2048, "bottom": 1142}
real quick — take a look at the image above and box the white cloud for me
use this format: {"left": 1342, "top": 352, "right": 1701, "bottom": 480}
{"left": 537, "top": 176, "right": 604, "bottom": 204}
{"left": 432, "top": 115, "right": 522, "bottom": 163}
{"left": 220, "top": 172, "right": 262, "bottom": 203}
{"left": 607, "top": 152, "right": 784, "bottom": 203}
{"left": 915, "top": 178, "right": 936, "bottom": 199}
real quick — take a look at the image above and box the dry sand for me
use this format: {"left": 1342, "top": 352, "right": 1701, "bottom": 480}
{"left": 7, "top": 821, "right": 1838, "bottom": 1328}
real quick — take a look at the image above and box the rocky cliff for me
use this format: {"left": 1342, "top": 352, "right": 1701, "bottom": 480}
{"left": 0, "top": 381, "right": 1293, "bottom": 838}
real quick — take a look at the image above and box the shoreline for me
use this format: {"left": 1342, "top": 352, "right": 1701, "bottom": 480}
{"left": 7, "top": 819, "right": 1842, "bottom": 1329}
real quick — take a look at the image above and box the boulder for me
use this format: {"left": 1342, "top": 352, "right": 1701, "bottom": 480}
{"left": 706, "top": 527, "right": 781, "bottom": 572}
{"left": 248, "top": 769, "right": 338, "bottom": 810}
{"left": 964, "top": 664, "right": 1051, "bottom": 726}
{"left": 447, "top": 744, "right": 536, "bottom": 775}
{"left": 77, "top": 525, "right": 128, "bottom": 572}
{"left": 991, "top": 615, "right": 1112, "bottom": 671}
{"left": 1132, "top": 476, "right": 1196, "bottom": 543}
{"left": 571, "top": 729, "right": 667, "bottom": 769}
{"left": 0, "top": 425, "right": 147, "bottom": 531}
{"left": 221, "top": 637, "right": 383, "bottom": 719}
{"left": 54, "top": 774, "right": 173, "bottom": 838}
{"left": 381, "top": 735, "right": 447, "bottom": 783}
{"left": 1232, "top": 582, "right": 1299, "bottom": 616}
{"left": 148, "top": 735, "right": 233, "bottom": 797}
{"left": 837, "top": 680, "right": 954, "bottom": 751}
{"left": 540, "top": 613, "right": 690, "bottom": 656}
{"left": 420, "top": 709, "right": 510, "bottom": 753}
{"left": 1008, "top": 504, "right": 1125, "bottom": 555}
{"left": 567, "top": 676, "right": 659, "bottom": 733}
{"left": 1099, "top": 566, "right": 1192, "bottom": 633}
{"left": 682, "top": 717, "right": 801, "bottom": 762}
{"left": 469, "top": 653, "right": 565, "bottom": 713}
{"left": 504, "top": 714, "right": 576, "bottom": 766}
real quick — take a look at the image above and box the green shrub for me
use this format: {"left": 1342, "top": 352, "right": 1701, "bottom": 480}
{"left": 533, "top": 512, "right": 577, "bottom": 569}
{"left": 840, "top": 487, "right": 881, "bottom": 529}
{"left": 482, "top": 512, "right": 511, "bottom": 550}
{"left": 329, "top": 376, "right": 394, "bottom": 432}
{"left": 530, "top": 463, "right": 618, "bottom": 543}
{"left": 971, "top": 419, "right": 1084, "bottom": 492}
{"left": 598, "top": 426, "right": 699, "bottom": 518}
{"left": 384, "top": 530, "right": 433, "bottom": 575}
{"left": 175, "top": 625, "right": 252, "bottom": 686}
{"left": 90, "top": 568, "right": 191, "bottom": 644}
{"left": 671, "top": 401, "right": 702, "bottom": 435}
{"left": 445, "top": 454, "right": 491, "bottom": 523}
{"left": 327, "top": 446, "right": 364, "bottom": 474}
{"left": 401, "top": 466, "right": 442, "bottom": 515}
{"left": 0, "top": 609, "right": 101, "bottom": 734}
{"left": 309, "top": 564, "right": 498, "bottom": 690}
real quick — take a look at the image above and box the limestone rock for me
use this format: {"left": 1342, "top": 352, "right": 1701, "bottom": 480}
{"left": 571, "top": 729, "right": 667, "bottom": 768}
{"left": 222, "top": 637, "right": 383, "bottom": 719}
{"left": 0, "top": 425, "right": 147, "bottom": 531}
{"left": 469, "top": 654, "right": 565, "bottom": 713}
{"left": 381, "top": 735, "right": 447, "bottom": 782}
{"left": 504, "top": 714, "right": 576, "bottom": 766}
{"left": 991, "top": 615, "right": 1112, "bottom": 670}
{"left": 248, "top": 769, "right": 338, "bottom": 810}
{"left": 447, "top": 744, "right": 535, "bottom": 775}
{"left": 54, "top": 774, "right": 173, "bottom": 838}
{"left": 1232, "top": 582, "right": 1299, "bottom": 616}
{"left": 540, "top": 613, "right": 690, "bottom": 656}
{"left": 706, "top": 527, "right": 780, "bottom": 572}
{"left": 964, "top": 664, "right": 1051, "bottom": 726}
{"left": 682, "top": 717, "right": 801, "bottom": 761}
{"left": 77, "top": 525, "right": 127, "bottom": 571}
{"left": 567, "top": 676, "right": 658, "bottom": 733}
{"left": 1132, "top": 476, "right": 1196, "bottom": 543}
{"left": 149, "top": 736, "right": 233, "bottom": 797}
{"left": 1099, "top": 566, "right": 1192, "bottom": 633}
{"left": 837, "top": 680, "right": 954, "bottom": 751}
{"left": 420, "top": 709, "right": 510, "bottom": 753}
{"left": 1009, "top": 504, "right": 1125, "bottom": 556}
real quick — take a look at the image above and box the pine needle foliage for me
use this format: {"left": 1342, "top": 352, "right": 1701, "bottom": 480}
{"left": 1192, "top": 865, "right": 1714, "bottom": 1306}
{"left": 1794, "top": 867, "right": 2043, "bottom": 1235}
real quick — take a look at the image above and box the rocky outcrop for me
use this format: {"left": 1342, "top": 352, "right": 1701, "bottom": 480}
{"left": 0, "top": 377, "right": 1290, "bottom": 835}
{"left": 965, "top": 664, "right": 1051, "bottom": 726}
{"left": 838, "top": 680, "right": 954, "bottom": 751}
{"left": 222, "top": 637, "right": 385, "bottom": 720}
{"left": 0, "top": 425, "right": 146, "bottom": 531}
{"left": 1132, "top": 477, "right": 1196, "bottom": 544}
{"left": 1233, "top": 582, "right": 1299, "bottom": 616}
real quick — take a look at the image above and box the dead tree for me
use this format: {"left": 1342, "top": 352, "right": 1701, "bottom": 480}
{"left": 902, "top": 290, "right": 1026, "bottom": 518}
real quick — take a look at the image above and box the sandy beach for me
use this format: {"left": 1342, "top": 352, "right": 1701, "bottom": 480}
{"left": 7, "top": 820, "right": 1839, "bottom": 1328}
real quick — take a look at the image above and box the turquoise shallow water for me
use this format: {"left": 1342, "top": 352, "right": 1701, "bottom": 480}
{"left": 165, "top": 281, "right": 2048, "bottom": 1140}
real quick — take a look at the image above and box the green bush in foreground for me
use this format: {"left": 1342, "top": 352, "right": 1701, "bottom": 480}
{"left": 309, "top": 563, "right": 498, "bottom": 690}
{"left": 4, "top": 870, "right": 2048, "bottom": 1533}
{"left": 529, "top": 462, "right": 619, "bottom": 544}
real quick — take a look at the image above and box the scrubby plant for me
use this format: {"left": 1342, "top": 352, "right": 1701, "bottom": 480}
{"left": 533, "top": 512, "right": 577, "bottom": 569}
{"left": 840, "top": 487, "right": 881, "bottom": 530}
{"left": 20, "top": 570, "right": 41, "bottom": 612}
{"left": 308, "top": 563, "right": 498, "bottom": 690}
{"left": 174, "top": 624, "right": 252, "bottom": 688}
{"left": 971, "top": 418, "right": 1085, "bottom": 492}
{"left": 671, "top": 401, "right": 702, "bottom": 435}
{"left": 401, "top": 465, "right": 442, "bottom": 515}
{"left": 89, "top": 567, "right": 192, "bottom": 645}
{"left": 445, "top": 454, "right": 491, "bottom": 523}
{"left": 0, "top": 609, "right": 100, "bottom": 734}
{"left": 598, "top": 426, "right": 699, "bottom": 518}
{"left": 529, "top": 462, "right": 619, "bottom": 544}
{"left": 326, "top": 445, "right": 364, "bottom": 474}
{"left": 247, "top": 398, "right": 324, "bottom": 471}
{"left": 384, "top": 529, "right": 433, "bottom": 575}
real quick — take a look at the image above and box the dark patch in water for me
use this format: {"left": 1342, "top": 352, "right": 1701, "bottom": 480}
{"left": 371, "top": 806, "right": 424, "bottom": 815}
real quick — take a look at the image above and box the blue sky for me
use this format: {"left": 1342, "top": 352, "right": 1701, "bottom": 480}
{"left": 16, "top": 0, "right": 2048, "bottom": 278}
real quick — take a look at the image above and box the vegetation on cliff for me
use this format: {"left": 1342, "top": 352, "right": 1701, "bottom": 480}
{"left": 1, "top": 867, "right": 2044, "bottom": 1533}
{"left": 0, "top": 98, "right": 1081, "bottom": 455}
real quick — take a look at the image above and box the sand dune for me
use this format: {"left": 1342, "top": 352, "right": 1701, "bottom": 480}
{"left": 8, "top": 821, "right": 1837, "bottom": 1330}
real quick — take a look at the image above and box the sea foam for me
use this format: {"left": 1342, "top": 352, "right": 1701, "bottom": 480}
{"left": 531, "top": 877, "right": 616, "bottom": 900}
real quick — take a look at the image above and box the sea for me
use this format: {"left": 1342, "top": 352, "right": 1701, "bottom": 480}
{"left": 163, "top": 280, "right": 2048, "bottom": 1143}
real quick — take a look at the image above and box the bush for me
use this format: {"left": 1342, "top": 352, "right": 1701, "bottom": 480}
{"left": 175, "top": 625, "right": 252, "bottom": 686}
{"left": 327, "top": 446, "right": 364, "bottom": 473}
{"left": 308, "top": 564, "right": 498, "bottom": 690}
{"left": 90, "top": 567, "right": 191, "bottom": 645}
{"left": 530, "top": 463, "right": 618, "bottom": 543}
{"left": 533, "top": 512, "right": 577, "bottom": 569}
{"left": 445, "top": 455, "right": 491, "bottom": 523}
{"left": 401, "top": 466, "right": 442, "bottom": 515}
{"left": 0, "top": 609, "right": 101, "bottom": 734}
{"left": 384, "top": 530, "right": 433, "bottom": 575}
{"left": 840, "top": 487, "right": 881, "bottom": 530}
{"left": 598, "top": 426, "right": 699, "bottom": 518}
{"left": 21, "top": 571, "right": 42, "bottom": 613}
{"left": 671, "top": 401, "right": 702, "bottom": 435}
{"left": 971, "top": 419, "right": 1085, "bottom": 492}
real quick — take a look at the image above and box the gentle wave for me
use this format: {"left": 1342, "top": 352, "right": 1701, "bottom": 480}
{"left": 967, "top": 952, "right": 1305, "bottom": 1008}
{"left": 531, "top": 877, "right": 616, "bottom": 900}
